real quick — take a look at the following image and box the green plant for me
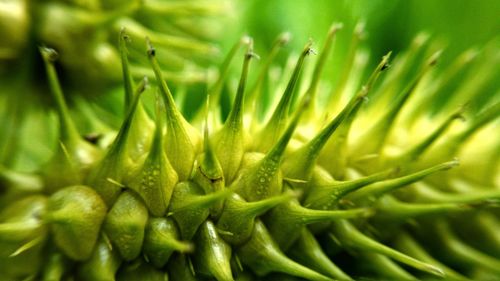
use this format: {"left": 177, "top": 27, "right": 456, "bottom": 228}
{"left": 0, "top": 0, "right": 232, "bottom": 95}
{"left": 0, "top": 17, "right": 499, "bottom": 281}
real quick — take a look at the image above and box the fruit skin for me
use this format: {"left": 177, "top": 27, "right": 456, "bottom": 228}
{"left": 0, "top": 196, "right": 48, "bottom": 278}
{"left": 103, "top": 191, "right": 148, "bottom": 261}
{"left": 1, "top": 21, "right": 499, "bottom": 281}
{"left": 192, "top": 220, "right": 233, "bottom": 281}
{"left": 77, "top": 237, "right": 122, "bottom": 281}
{"left": 45, "top": 185, "right": 107, "bottom": 261}
{"left": 143, "top": 217, "right": 193, "bottom": 268}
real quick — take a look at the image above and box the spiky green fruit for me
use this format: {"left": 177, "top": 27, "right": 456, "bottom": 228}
{"left": 0, "top": 22, "right": 499, "bottom": 281}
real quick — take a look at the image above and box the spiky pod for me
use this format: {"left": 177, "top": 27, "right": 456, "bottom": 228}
{"left": 0, "top": 24, "right": 499, "bottom": 281}
{"left": 0, "top": 0, "right": 232, "bottom": 175}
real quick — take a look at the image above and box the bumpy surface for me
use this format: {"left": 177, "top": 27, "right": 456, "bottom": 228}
{"left": 0, "top": 23, "right": 499, "bottom": 281}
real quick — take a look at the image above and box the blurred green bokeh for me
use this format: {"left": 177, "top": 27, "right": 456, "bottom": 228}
{"left": 234, "top": 0, "right": 498, "bottom": 63}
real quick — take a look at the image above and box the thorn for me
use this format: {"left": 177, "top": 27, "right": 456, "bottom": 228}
{"left": 278, "top": 32, "right": 292, "bottom": 45}
{"left": 329, "top": 22, "right": 344, "bottom": 34}
{"left": 120, "top": 27, "right": 131, "bottom": 42}
{"left": 283, "top": 177, "right": 308, "bottom": 184}
{"left": 449, "top": 157, "right": 460, "bottom": 168}
{"left": 428, "top": 50, "right": 443, "bottom": 66}
{"left": 39, "top": 46, "right": 59, "bottom": 62}
{"left": 106, "top": 178, "right": 125, "bottom": 188}
{"left": 146, "top": 37, "right": 155, "bottom": 56}
{"left": 354, "top": 21, "right": 366, "bottom": 39}
{"left": 241, "top": 35, "right": 252, "bottom": 45}
{"left": 307, "top": 48, "right": 317, "bottom": 56}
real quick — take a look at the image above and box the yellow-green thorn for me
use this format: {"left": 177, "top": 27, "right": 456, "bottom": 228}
{"left": 246, "top": 32, "right": 292, "bottom": 120}
{"left": 393, "top": 106, "right": 466, "bottom": 166}
{"left": 305, "top": 168, "right": 397, "bottom": 210}
{"left": 147, "top": 38, "right": 202, "bottom": 180}
{"left": 169, "top": 181, "right": 232, "bottom": 240}
{"left": 234, "top": 98, "right": 309, "bottom": 202}
{"left": 347, "top": 159, "right": 459, "bottom": 202}
{"left": 319, "top": 52, "right": 392, "bottom": 179}
{"left": 375, "top": 195, "right": 469, "bottom": 221}
{"left": 288, "top": 228, "right": 353, "bottom": 280}
{"left": 126, "top": 93, "right": 178, "bottom": 217}
{"left": 216, "top": 192, "right": 294, "bottom": 245}
{"left": 265, "top": 188, "right": 372, "bottom": 251}
{"left": 236, "top": 220, "right": 333, "bottom": 281}
{"left": 331, "top": 219, "right": 445, "bottom": 278}
{"left": 327, "top": 21, "right": 366, "bottom": 109}
{"left": 213, "top": 39, "right": 257, "bottom": 183}
{"left": 352, "top": 50, "right": 441, "bottom": 158}
{"left": 282, "top": 92, "right": 366, "bottom": 182}
{"left": 255, "top": 41, "right": 314, "bottom": 152}
{"left": 434, "top": 220, "right": 500, "bottom": 275}
{"left": 119, "top": 27, "right": 135, "bottom": 111}
{"left": 394, "top": 232, "right": 472, "bottom": 281}
{"left": 86, "top": 77, "right": 147, "bottom": 205}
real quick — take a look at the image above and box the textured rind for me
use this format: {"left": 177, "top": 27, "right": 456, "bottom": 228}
{"left": 0, "top": 21, "right": 499, "bottom": 281}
